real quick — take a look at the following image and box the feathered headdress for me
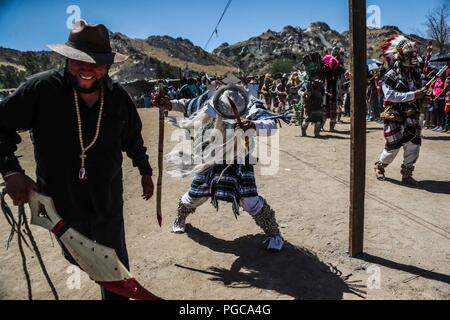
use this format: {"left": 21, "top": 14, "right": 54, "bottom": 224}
{"left": 302, "top": 52, "right": 323, "bottom": 77}
{"left": 381, "top": 34, "right": 418, "bottom": 65}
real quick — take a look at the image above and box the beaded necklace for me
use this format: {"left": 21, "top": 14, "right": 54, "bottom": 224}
{"left": 73, "top": 87, "right": 104, "bottom": 180}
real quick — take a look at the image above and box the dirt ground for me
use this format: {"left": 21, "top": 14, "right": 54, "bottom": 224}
{"left": 1, "top": 109, "right": 449, "bottom": 300}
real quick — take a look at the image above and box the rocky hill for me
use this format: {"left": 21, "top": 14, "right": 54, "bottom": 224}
{"left": 0, "top": 47, "right": 64, "bottom": 74}
{"left": 145, "top": 36, "right": 228, "bottom": 66}
{"left": 213, "top": 22, "right": 348, "bottom": 75}
{"left": 109, "top": 32, "right": 237, "bottom": 81}
{"left": 213, "top": 22, "right": 436, "bottom": 75}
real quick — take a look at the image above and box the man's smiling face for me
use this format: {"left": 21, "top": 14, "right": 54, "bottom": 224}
{"left": 67, "top": 59, "right": 108, "bottom": 91}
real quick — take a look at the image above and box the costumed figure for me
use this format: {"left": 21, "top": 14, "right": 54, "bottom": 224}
{"left": 159, "top": 79, "right": 292, "bottom": 252}
{"left": 298, "top": 52, "right": 325, "bottom": 137}
{"left": 275, "top": 78, "right": 288, "bottom": 113}
{"left": 300, "top": 79, "right": 324, "bottom": 138}
{"left": 260, "top": 74, "right": 275, "bottom": 111}
{"left": 287, "top": 72, "right": 302, "bottom": 123}
{"left": 322, "top": 47, "right": 345, "bottom": 132}
{"left": 374, "top": 35, "right": 427, "bottom": 186}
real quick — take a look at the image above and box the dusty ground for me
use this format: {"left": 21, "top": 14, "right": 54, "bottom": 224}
{"left": 1, "top": 109, "right": 449, "bottom": 300}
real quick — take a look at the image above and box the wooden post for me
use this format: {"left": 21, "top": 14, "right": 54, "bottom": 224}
{"left": 349, "top": 0, "right": 367, "bottom": 257}
{"left": 156, "top": 82, "right": 166, "bottom": 228}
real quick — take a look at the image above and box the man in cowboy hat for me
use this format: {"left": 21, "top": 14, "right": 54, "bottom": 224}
{"left": 0, "top": 20, "right": 154, "bottom": 300}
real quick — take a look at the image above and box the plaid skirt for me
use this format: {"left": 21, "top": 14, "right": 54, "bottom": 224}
{"left": 188, "top": 164, "right": 259, "bottom": 218}
{"left": 383, "top": 121, "right": 403, "bottom": 150}
{"left": 384, "top": 118, "right": 422, "bottom": 151}
{"left": 323, "top": 102, "right": 337, "bottom": 120}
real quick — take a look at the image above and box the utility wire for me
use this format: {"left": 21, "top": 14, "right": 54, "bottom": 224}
{"left": 204, "top": 0, "right": 233, "bottom": 50}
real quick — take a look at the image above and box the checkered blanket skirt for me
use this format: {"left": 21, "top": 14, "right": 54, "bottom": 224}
{"left": 383, "top": 122, "right": 404, "bottom": 150}
{"left": 323, "top": 101, "right": 337, "bottom": 120}
{"left": 188, "top": 164, "right": 258, "bottom": 217}
{"left": 384, "top": 117, "right": 422, "bottom": 151}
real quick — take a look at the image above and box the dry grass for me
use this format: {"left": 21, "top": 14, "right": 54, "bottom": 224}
{"left": 0, "top": 61, "right": 26, "bottom": 71}
{"left": 130, "top": 40, "right": 238, "bottom": 76}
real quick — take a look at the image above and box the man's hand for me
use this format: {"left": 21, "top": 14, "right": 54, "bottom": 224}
{"left": 141, "top": 175, "right": 154, "bottom": 201}
{"left": 414, "top": 88, "right": 427, "bottom": 101}
{"left": 5, "top": 173, "right": 38, "bottom": 205}
{"left": 234, "top": 119, "right": 256, "bottom": 131}
{"left": 151, "top": 94, "right": 171, "bottom": 112}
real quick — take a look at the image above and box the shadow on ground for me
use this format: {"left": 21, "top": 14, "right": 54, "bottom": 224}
{"left": 420, "top": 180, "right": 450, "bottom": 195}
{"left": 385, "top": 178, "right": 450, "bottom": 194}
{"left": 295, "top": 135, "right": 350, "bottom": 140}
{"left": 366, "top": 127, "right": 384, "bottom": 131}
{"left": 332, "top": 130, "right": 351, "bottom": 135}
{"left": 357, "top": 253, "right": 450, "bottom": 285}
{"left": 385, "top": 178, "right": 420, "bottom": 190}
{"left": 423, "top": 135, "right": 450, "bottom": 141}
{"left": 317, "top": 134, "right": 350, "bottom": 140}
{"left": 176, "top": 225, "right": 366, "bottom": 300}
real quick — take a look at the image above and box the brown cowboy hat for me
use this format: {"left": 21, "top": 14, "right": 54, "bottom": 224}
{"left": 47, "top": 20, "right": 128, "bottom": 65}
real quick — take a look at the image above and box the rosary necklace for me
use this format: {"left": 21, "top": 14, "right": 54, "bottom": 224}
{"left": 73, "top": 87, "right": 104, "bottom": 180}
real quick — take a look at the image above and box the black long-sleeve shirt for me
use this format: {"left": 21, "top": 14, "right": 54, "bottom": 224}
{"left": 0, "top": 69, "right": 152, "bottom": 221}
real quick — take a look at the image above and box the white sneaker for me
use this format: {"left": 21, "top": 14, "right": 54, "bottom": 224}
{"left": 263, "top": 236, "right": 284, "bottom": 252}
{"left": 172, "top": 217, "right": 187, "bottom": 234}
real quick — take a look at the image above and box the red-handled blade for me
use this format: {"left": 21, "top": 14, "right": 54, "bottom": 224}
{"left": 98, "top": 278, "right": 162, "bottom": 300}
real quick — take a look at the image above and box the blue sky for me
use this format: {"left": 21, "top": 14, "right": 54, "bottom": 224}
{"left": 0, "top": 0, "right": 447, "bottom": 52}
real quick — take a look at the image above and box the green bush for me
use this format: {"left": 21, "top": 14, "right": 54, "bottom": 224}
{"left": 270, "top": 59, "right": 294, "bottom": 74}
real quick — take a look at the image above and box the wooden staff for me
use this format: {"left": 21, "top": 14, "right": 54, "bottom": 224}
{"left": 156, "top": 82, "right": 167, "bottom": 227}
{"left": 227, "top": 96, "right": 243, "bottom": 127}
{"left": 426, "top": 66, "right": 448, "bottom": 88}
{"left": 423, "top": 40, "right": 433, "bottom": 77}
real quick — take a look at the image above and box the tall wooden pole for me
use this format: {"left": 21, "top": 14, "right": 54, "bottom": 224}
{"left": 349, "top": 0, "right": 367, "bottom": 257}
{"left": 156, "top": 82, "right": 166, "bottom": 228}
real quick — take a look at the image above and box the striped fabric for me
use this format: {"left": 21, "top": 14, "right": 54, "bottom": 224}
{"left": 186, "top": 92, "right": 210, "bottom": 117}
{"left": 188, "top": 164, "right": 258, "bottom": 218}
